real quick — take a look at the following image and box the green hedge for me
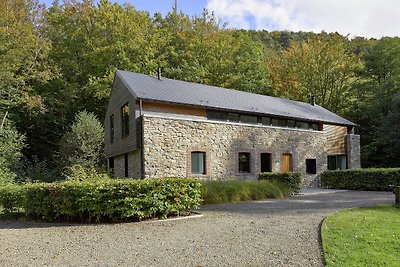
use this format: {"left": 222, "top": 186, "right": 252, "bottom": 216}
{"left": 321, "top": 168, "right": 400, "bottom": 191}
{"left": 258, "top": 172, "right": 302, "bottom": 194}
{"left": 0, "top": 184, "right": 25, "bottom": 214}
{"left": 0, "top": 178, "right": 202, "bottom": 222}
{"left": 201, "top": 180, "right": 290, "bottom": 204}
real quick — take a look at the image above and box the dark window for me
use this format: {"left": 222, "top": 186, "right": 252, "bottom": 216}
{"left": 238, "top": 152, "right": 251, "bottom": 173}
{"left": 124, "top": 153, "right": 128, "bottom": 177}
{"left": 327, "top": 155, "right": 347, "bottom": 170}
{"left": 261, "top": 153, "right": 272, "bottom": 172}
{"left": 287, "top": 120, "right": 295, "bottom": 128}
{"left": 191, "top": 151, "right": 206, "bottom": 175}
{"left": 240, "top": 114, "right": 257, "bottom": 124}
{"left": 121, "top": 103, "right": 129, "bottom": 138}
{"left": 278, "top": 119, "right": 287, "bottom": 127}
{"left": 306, "top": 159, "right": 317, "bottom": 174}
{"left": 110, "top": 114, "right": 114, "bottom": 144}
{"left": 207, "top": 110, "right": 227, "bottom": 121}
{"left": 108, "top": 157, "right": 114, "bottom": 176}
{"left": 261, "top": 117, "right": 271, "bottom": 126}
{"left": 228, "top": 113, "right": 239, "bottom": 123}
{"left": 311, "top": 123, "right": 320, "bottom": 131}
{"left": 271, "top": 118, "right": 279, "bottom": 126}
{"left": 296, "top": 121, "right": 308, "bottom": 129}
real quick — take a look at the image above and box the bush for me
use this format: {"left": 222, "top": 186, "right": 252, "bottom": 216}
{"left": 258, "top": 172, "right": 302, "bottom": 194}
{"left": 0, "top": 184, "right": 25, "bottom": 214}
{"left": 20, "top": 178, "right": 201, "bottom": 222}
{"left": 65, "top": 165, "right": 110, "bottom": 182}
{"left": 321, "top": 168, "right": 400, "bottom": 191}
{"left": 201, "top": 179, "right": 290, "bottom": 204}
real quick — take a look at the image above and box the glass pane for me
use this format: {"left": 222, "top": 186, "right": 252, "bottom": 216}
{"left": 261, "top": 117, "right": 270, "bottom": 126}
{"left": 240, "top": 115, "right": 257, "bottom": 124}
{"left": 296, "top": 121, "right": 308, "bottom": 129}
{"left": 191, "top": 152, "right": 205, "bottom": 174}
{"left": 238, "top": 153, "right": 250, "bottom": 173}
{"left": 271, "top": 118, "right": 279, "bottom": 126}
{"left": 337, "top": 155, "right": 347, "bottom": 170}
{"left": 278, "top": 119, "right": 287, "bottom": 127}
{"left": 228, "top": 113, "right": 239, "bottom": 122}
{"left": 287, "top": 120, "right": 295, "bottom": 128}
{"left": 327, "top": 156, "right": 336, "bottom": 170}
{"left": 207, "top": 110, "right": 227, "bottom": 121}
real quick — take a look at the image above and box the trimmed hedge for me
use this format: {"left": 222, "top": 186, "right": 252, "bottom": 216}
{"left": 258, "top": 172, "right": 302, "bottom": 194}
{"left": 0, "top": 178, "right": 202, "bottom": 222}
{"left": 321, "top": 168, "right": 400, "bottom": 191}
{"left": 201, "top": 179, "right": 290, "bottom": 204}
{"left": 0, "top": 184, "right": 25, "bottom": 214}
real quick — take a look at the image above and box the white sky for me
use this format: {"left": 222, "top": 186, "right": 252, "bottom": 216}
{"left": 206, "top": 0, "right": 400, "bottom": 38}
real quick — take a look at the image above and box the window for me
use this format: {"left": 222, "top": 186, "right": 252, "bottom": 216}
{"left": 310, "top": 123, "right": 319, "bottom": 131}
{"left": 296, "top": 121, "right": 309, "bottom": 129}
{"left": 108, "top": 157, "right": 114, "bottom": 176}
{"left": 287, "top": 120, "right": 295, "bottom": 128}
{"left": 261, "top": 153, "right": 272, "bottom": 172}
{"left": 328, "top": 155, "right": 347, "bottom": 170}
{"left": 228, "top": 113, "right": 239, "bottom": 123}
{"left": 278, "top": 119, "right": 287, "bottom": 127}
{"left": 238, "top": 152, "right": 251, "bottom": 173}
{"left": 271, "top": 118, "right": 279, "bottom": 126}
{"left": 306, "top": 159, "right": 317, "bottom": 174}
{"left": 240, "top": 114, "right": 257, "bottom": 124}
{"left": 124, "top": 153, "right": 129, "bottom": 177}
{"left": 191, "top": 152, "right": 206, "bottom": 175}
{"left": 110, "top": 114, "right": 114, "bottom": 144}
{"left": 261, "top": 117, "right": 271, "bottom": 126}
{"left": 281, "top": 154, "right": 293, "bottom": 172}
{"left": 207, "top": 110, "right": 227, "bottom": 121}
{"left": 121, "top": 103, "right": 129, "bottom": 138}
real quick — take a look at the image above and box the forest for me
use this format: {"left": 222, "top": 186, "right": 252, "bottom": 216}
{"left": 1, "top": 0, "right": 400, "bottom": 182}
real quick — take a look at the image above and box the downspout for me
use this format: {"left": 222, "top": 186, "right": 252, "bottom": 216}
{"left": 139, "top": 98, "right": 145, "bottom": 178}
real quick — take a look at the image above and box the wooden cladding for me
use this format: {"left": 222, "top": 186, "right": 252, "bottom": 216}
{"left": 142, "top": 101, "right": 206, "bottom": 117}
{"left": 325, "top": 124, "right": 347, "bottom": 154}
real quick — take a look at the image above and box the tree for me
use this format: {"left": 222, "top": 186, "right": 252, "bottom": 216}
{"left": 266, "top": 34, "right": 362, "bottom": 114}
{"left": 58, "top": 111, "right": 104, "bottom": 169}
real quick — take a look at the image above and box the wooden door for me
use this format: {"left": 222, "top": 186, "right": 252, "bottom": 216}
{"left": 281, "top": 154, "right": 293, "bottom": 172}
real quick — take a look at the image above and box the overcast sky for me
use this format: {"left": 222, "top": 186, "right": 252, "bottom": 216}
{"left": 39, "top": 0, "right": 400, "bottom": 39}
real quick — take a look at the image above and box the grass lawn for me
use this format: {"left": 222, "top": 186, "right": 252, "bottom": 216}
{"left": 322, "top": 205, "right": 400, "bottom": 267}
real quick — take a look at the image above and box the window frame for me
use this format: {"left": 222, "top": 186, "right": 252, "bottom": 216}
{"left": 306, "top": 158, "right": 317, "bottom": 174}
{"left": 238, "top": 152, "right": 251, "bottom": 173}
{"left": 109, "top": 114, "right": 114, "bottom": 144}
{"left": 121, "top": 102, "right": 129, "bottom": 138}
{"left": 191, "top": 151, "right": 207, "bottom": 175}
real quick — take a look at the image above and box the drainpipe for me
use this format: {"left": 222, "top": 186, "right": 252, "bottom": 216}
{"left": 138, "top": 98, "right": 145, "bottom": 179}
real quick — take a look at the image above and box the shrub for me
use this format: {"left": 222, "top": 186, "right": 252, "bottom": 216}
{"left": 65, "top": 165, "right": 110, "bottom": 182}
{"left": 258, "top": 172, "right": 302, "bottom": 194}
{"left": 0, "top": 184, "right": 26, "bottom": 214}
{"left": 22, "top": 178, "right": 201, "bottom": 222}
{"left": 321, "top": 168, "right": 400, "bottom": 191}
{"left": 201, "top": 179, "right": 290, "bottom": 204}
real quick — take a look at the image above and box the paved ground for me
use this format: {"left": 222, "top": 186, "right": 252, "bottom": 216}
{"left": 0, "top": 190, "right": 393, "bottom": 267}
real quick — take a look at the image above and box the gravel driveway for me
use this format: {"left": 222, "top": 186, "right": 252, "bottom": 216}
{"left": 0, "top": 189, "right": 393, "bottom": 267}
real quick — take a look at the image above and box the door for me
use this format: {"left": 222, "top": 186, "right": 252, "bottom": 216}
{"left": 281, "top": 154, "right": 293, "bottom": 172}
{"left": 260, "top": 153, "right": 272, "bottom": 172}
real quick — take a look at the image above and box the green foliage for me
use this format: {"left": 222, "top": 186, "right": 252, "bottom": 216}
{"left": 266, "top": 34, "right": 362, "bottom": 114}
{"left": 59, "top": 110, "right": 104, "bottom": 169}
{"left": 65, "top": 165, "right": 110, "bottom": 182}
{"left": 201, "top": 179, "right": 289, "bottom": 204}
{"left": 322, "top": 205, "right": 400, "bottom": 266}
{"left": 0, "top": 184, "right": 25, "bottom": 213}
{"left": 258, "top": 172, "right": 302, "bottom": 194}
{"left": 17, "top": 178, "right": 202, "bottom": 222}
{"left": 0, "top": 168, "right": 17, "bottom": 186}
{"left": 321, "top": 168, "right": 400, "bottom": 191}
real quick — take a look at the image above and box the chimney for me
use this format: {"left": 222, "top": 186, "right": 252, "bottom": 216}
{"left": 157, "top": 68, "right": 162, "bottom": 80}
{"left": 311, "top": 95, "right": 316, "bottom": 106}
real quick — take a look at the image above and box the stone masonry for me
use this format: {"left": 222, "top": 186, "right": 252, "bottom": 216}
{"left": 346, "top": 134, "right": 361, "bottom": 169}
{"left": 142, "top": 115, "right": 328, "bottom": 186}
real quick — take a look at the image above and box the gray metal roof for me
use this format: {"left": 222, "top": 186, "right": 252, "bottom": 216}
{"left": 116, "top": 70, "right": 356, "bottom": 126}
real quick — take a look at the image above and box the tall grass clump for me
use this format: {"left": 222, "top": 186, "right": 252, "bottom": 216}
{"left": 201, "top": 179, "right": 290, "bottom": 204}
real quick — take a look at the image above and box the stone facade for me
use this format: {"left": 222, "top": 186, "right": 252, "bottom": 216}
{"left": 113, "top": 151, "right": 141, "bottom": 179}
{"left": 346, "top": 134, "right": 361, "bottom": 169}
{"left": 141, "top": 115, "right": 328, "bottom": 186}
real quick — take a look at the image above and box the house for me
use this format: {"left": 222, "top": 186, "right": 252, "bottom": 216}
{"left": 104, "top": 70, "right": 360, "bottom": 186}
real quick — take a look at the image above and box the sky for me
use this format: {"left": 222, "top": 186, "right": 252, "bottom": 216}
{"left": 39, "top": 0, "right": 400, "bottom": 39}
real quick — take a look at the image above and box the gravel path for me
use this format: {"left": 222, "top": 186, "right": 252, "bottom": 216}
{"left": 0, "top": 190, "right": 393, "bottom": 267}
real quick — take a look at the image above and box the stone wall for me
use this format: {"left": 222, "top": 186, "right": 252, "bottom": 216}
{"left": 346, "top": 134, "right": 361, "bottom": 169}
{"left": 113, "top": 151, "right": 141, "bottom": 179}
{"left": 142, "top": 116, "right": 328, "bottom": 186}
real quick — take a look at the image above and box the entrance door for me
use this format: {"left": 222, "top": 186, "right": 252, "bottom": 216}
{"left": 260, "top": 153, "right": 272, "bottom": 172}
{"left": 281, "top": 154, "right": 293, "bottom": 172}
